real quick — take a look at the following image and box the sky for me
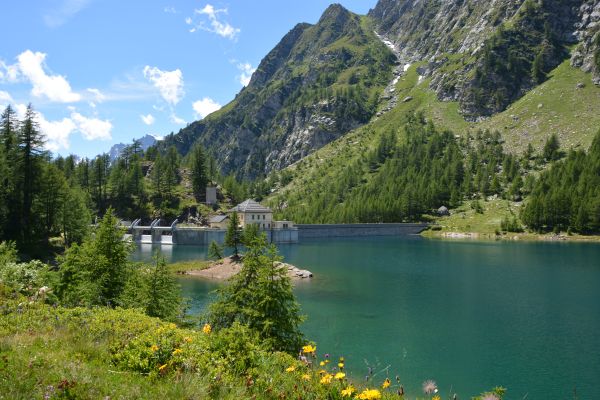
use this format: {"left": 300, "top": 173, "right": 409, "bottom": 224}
{"left": 0, "top": 0, "right": 375, "bottom": 159}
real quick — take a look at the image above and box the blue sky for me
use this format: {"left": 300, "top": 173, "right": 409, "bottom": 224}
{"left": 0, "top": 0, "right": 374, "bottom": 158}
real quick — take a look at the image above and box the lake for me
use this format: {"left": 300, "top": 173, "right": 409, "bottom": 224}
{"left": 132, "top": 237, "right": 600, "bottom": 399}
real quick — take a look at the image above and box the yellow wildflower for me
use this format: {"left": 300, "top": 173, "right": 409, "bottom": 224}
{"left": 202, "top": 323, "right": 212, "bottom": 334}
{"left": 334, "top": 372, "right": 346, "bottom": 380}
{"left": 172, "top": 348, "right": 182, "bottom": 356}
{"left": 318, "top": 369, "right": 328, "bottom": 375}
{"left": 285, "top": 365, "right": 296, "bottom": 373}
{"left": 168, "top": 323, "right": 177, "bottom": 329}
{"left": 356, "top": 388, "right": 382, "bottom": 400}
{"left": 150, "top": 344, "right": 159, "bottom": 352}
{"left": 302, "top": 344, "right": 316, "bottom": 354}
{"left": 382, "top": 378, "right": 391, "bottom": 389}
{"left": 158, "top": 364, "right": 167, "bottom": 371}
{"left": 340, "top": 385, "right": 355, "bottom": 397}
{"left": 302, "top": 373, "right": 311, "bottom": 381}
{"left": 320, "top": 361, "right": 326, "bottom": 366}
{"left": 338, "top": 362, "right": 344, "bottom": 369}
{"left": 183, "top": 336, "right": 192, "bottom": 343}
{"left": 320, "top": 373, "right": 333, "bottom": 384}
{"left": 432, "top": 396, "right": 441, "bottom": 400}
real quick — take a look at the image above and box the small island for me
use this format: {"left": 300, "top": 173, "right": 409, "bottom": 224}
{"left": 184, "top": 256, "right": 313, "bottom": 281}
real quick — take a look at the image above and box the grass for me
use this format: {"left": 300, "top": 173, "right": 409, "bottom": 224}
{"left": 422, "top": 199, "right": 600, "bottom": 242}
{"left": 167, "top": 259, "right": 212, "bottom": 274}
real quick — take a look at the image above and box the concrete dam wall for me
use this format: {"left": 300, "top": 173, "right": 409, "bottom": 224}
{"left": 296, "top": 223, "right": 428, "bottom": 239}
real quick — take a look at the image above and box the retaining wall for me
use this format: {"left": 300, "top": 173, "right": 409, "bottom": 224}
{"left": 296, "top": 223, "right": 428, "bottom": 239}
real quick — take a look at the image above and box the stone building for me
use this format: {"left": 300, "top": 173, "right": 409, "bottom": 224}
{"left": 228, "top": 199, "right": 273, "bottom": 229}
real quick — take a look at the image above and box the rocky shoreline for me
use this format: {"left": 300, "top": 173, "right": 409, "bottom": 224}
{"left": 185, "top": 256, "right": 313, "bottom": 281}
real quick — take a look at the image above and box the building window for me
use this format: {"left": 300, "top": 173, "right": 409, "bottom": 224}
{"left": 252, "top": 214, "right": 254, "bottom": 220}
{"left": 263, "top": 215, "right": 265, "bottom": 220}
{"left": 283, "top": 223, "right": 288, "bottom": 228}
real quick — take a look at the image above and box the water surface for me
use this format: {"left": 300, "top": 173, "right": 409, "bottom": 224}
{"left": 133, "top": 237, "right": 600, "bottom": 399}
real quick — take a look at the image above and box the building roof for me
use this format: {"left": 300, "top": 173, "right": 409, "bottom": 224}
{"left": 209, "top": 215, "right": 229, "bottom": 223}
{"left": 229, "top": 199, "right": 272, "bottom": 213}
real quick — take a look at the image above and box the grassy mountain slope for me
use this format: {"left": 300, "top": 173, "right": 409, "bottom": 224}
{"left": 161, "top": 4, "right": 396, "bottom": 179}
{"left": 266, "top": 59, "right": 600, "bottom": 226}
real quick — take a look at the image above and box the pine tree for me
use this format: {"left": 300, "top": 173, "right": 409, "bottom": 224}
{"left": 190, "top": 144, "right": 209, "bottom": 202}
{"left": 207, "top": 233, "right": 304, "bottom": 353}
{"left": 224, "top": 211, "right": 241, "bottom": 259}
{"left": 208, "top": 240, "right": 223, "bottom": 260}
{"left": 145, "top": 254, "right": 182, "bottom": 321}
{"left": 17, "top": 104, "right": 45, "bottom": 243}
{"left": 543, "top": 133, "right": 561, "bottom": 161}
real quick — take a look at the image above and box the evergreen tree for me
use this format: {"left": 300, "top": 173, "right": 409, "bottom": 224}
{"left": 543, "top": 133, "right": 561, "bottom": 161}
{"left": 17, "top": 104, "right": 45, "bottom": 243}
{"left": 190, "top": 143, "right": 209, "bottom": 202}
{"left": 144, "top": 254, "right": 182, "bottom": 321}
{"left": 61, "top": 187, "right": 91, "bottom": 246}
{"left": 207, "top": 233, "right": 304, "bottom": 353}
{"left": 208, "top": 240, "right": 223, "bottom": 260}
{"left": 58, "top": 209, "right": 132, "bottom": 306}
{"left": 224, "top": 211, "right": 242, "bottom": 259}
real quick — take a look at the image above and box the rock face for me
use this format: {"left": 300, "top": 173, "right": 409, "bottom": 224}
{"left": 369, "top": 0, "right": 596, "bottom": 119}
{"left": 571, "top": 0, "right": 600, "bottom": 85}
{"left": 161, "top": 4, "right": 395, "bottom": 179}
{"left": 108, "top": 134, "right": 157, "bottom": 162}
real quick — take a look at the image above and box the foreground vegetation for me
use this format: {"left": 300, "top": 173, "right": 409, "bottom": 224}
{"left": 0, "top": 210, "right": 506, "bottom": 399}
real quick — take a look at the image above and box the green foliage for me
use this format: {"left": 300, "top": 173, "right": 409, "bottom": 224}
{"left": 57, "top": 209, "right": 132, "bottom": 307}
{"left": 224, "top": 211, "right": 242, "bottom": 258}
{"left": 207, "top": 234, "right": 304, "bottom": 353}
{"left": 242, "top": 222, "right": 260, "bottom": 246}
{"left": 274, "top": 115, "right": 517, "bottom": 223}
{"left": 0, "top": 259, "right": 57, "bottom": 302}
{"left": 500, "top": 216, "right": 523, "bottom": 233}
{"left": 521, "top": 130, "right": 600, "bottom": 233}
{"left": 0, "top": 241, "right": 18, "bottom": 265}
{"left": 542, "top": 132, "right": 562, "bottom": 161}
{"left": 208, "top": 240, "right": 223, "bottom": 260}
{"left": 144, "top": 255, "right": 183, "bottom": 321}
{"left": 190, "top": 143, "right": 209, "bottom": 202}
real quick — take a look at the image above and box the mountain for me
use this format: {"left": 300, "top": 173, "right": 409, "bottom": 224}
{"left": 108, "top": 134, "right": 158, "bottom": 161}
{"left": 160, "top": 4, "right": 396, "bottom": 179}
{"left": 369, "top": 0, "right": 600, "bottom": 119}
{"left": 260, "top": 0, "right": 600, "bottom": 225}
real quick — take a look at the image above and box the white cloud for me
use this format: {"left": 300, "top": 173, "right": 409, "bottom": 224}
{"left": 141, "top": 113, "right": 155, "bottom": 125}
{"left": 192, "top": 97, "right": 221, "bottom": 119}
{"left": 71, "top": 112, "right": 112, "bottom": 141}
{"left": 188, "top": 4, "right": 240, "bottom": 40}
{"left": 16, "top": 50, "right": 81, "bottom": 103}
{"left": 86, "top": 88, "right": 105, "bottom": 103}
{"left": 236, "top": 62, "right": 256, "bottom": 86}
{"left": 170, "top": 113, "right": 186, "bottom": 125}
{"left": 143, "top": 66, "right": 184, "bottom": 105}
{"left": 44, "top": 0, "right": 92, "bottom": 28}
{"left": 0, "top": 60, "right": 20, "bottom": 83}
{"left": 0, "top": 90, "right": 13, "bottom": 106}
{"left": 164, "top": 6, "right": 177, "bottom": 14}
{"left": 37, "top": 112, "right": 77, "bottom": 152}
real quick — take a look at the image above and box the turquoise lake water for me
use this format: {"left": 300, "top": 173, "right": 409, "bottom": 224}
{"left": 132, "top": 237, "right": 600, "bottom": 399}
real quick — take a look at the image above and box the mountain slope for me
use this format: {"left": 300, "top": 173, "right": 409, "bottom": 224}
{"left": 369, "top": 0, "right": 600, "bottom": 119}
{"left": 161, "top": 4, "right": 396, "bottom": 179}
